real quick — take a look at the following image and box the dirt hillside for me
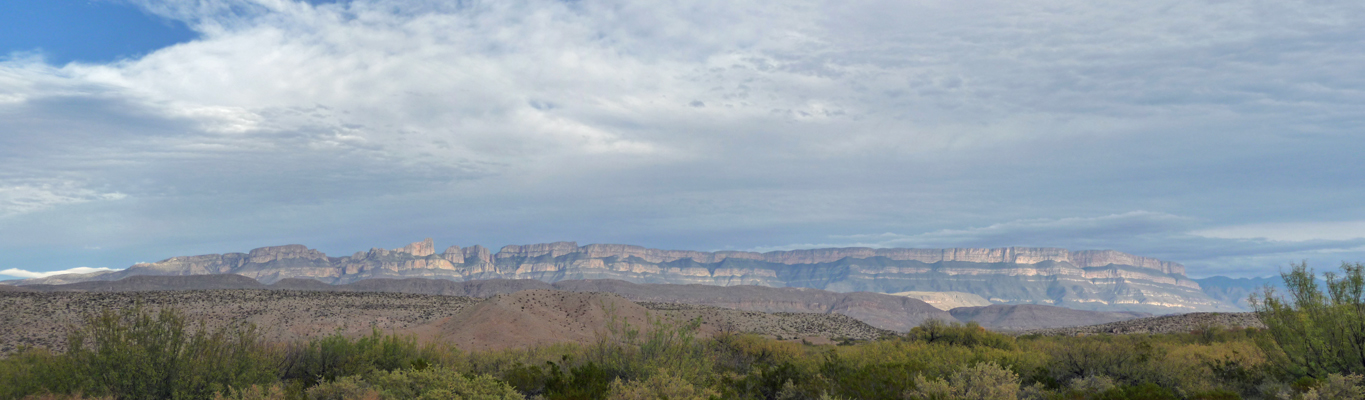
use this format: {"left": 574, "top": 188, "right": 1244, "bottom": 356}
{"left": 437, "top": 289, "right": 654, "bottom": 351}
{"left": 1023, "top": 312, "right": 1265, "bottom": 336}
{"left": 950, "top": 304, "right": 1150, "bottom": 331}
{"left": 1, "top": 289, "right": 889, "bottom": 355}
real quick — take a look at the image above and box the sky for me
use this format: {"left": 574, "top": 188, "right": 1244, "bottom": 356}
{"left": 2, "top": 0, "right": 1364, "bottom": 279}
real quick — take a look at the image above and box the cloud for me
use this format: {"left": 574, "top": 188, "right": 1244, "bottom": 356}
{"left": 0, "top": 0, "right": 1362, "bottom": 278}
{"left": 754, "top": 211, "right": 1365, "bottom": 278}
{"left": 1195, "top": 221, "right": 1365, "bottom": 242}
{"left": 0, "top": 183, "right": 127, "bottom": 218}
{"left": 0, "top": 267, "right": 120, "bottom": 279}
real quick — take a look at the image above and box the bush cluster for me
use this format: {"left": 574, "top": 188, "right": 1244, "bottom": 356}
{"left": 8, "top": 262, "right": 1365, "bottom": 399}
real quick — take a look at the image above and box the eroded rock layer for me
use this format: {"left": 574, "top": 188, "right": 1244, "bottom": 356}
{"left": 12, "top": 240, "right": 1236, "bottom": 313}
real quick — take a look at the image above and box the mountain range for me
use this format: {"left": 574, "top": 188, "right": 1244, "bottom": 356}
{"left": 6, "top": 239, "right": 1244, "bottom": 313}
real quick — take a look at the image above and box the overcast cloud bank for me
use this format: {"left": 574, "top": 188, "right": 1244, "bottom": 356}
{"left": 2, "top": 0, "right": 1363, "bottom": 277}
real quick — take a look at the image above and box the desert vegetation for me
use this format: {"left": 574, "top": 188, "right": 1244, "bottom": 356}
{"left": 4, "top": 263, "right": 1365, "bottom": 399}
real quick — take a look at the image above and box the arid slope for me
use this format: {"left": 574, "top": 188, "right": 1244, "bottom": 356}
{"left": 0, "top": 289, "right": 889, "bottom": 355}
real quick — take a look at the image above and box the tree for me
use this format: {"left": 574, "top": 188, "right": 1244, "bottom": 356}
{"left": 65, "top": 303, "right": 277, "bottom": 399}
{"left": 1252, "top": 262, "right": 1365, "bottom": 378}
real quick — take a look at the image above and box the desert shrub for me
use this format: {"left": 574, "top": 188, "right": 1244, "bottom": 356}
{"left": 496, "top": 355, "right": 617, "bottom": 400}
{"left": 304, "top": 376, "right": 377, "bottom": 400}
{"left": 460, "top": 343, "right": 583, "bottom": 378}
{"left": 281, "top": 328, "right": 427, "bottom": 388}
{"left": 1186, "top": 389, "right": 1241, "bottom": 400}
{"left": 1050, "top": 379, "right": 1179, "bottom": 400}
{"left": 905, "top": 361, "right": 1020, "bottom": 400}
{"left": 585, "top": 306, "right": 710, "bottom": 384}
{"left": 907, "top": 320, "right": 1016, "bottom": 350}
{"left": 1096, "top": 384, "right": 1178, "bottom": 400}
{"left": 62, "top": 304, "right": 278, "bottom": 400}
{"left": 1068, "top": 375, "right": 1118, "bottom": 393}
{"left": 307, "top": 367, "right": 524, "bottom": 400}
{"left": 211, "top": 384, "right": 288, "bottom": 400}
{"left": 817, "top": 353, "right": 919, "bottom": 400}
{"left": 17, "top": 394, "right": 114, "bottom": 400}
{"left": 1157, "top": 337, "right": 1267, "bottom": 395}
{"left": 722, "top": 360, "right": 817, "bottom": 400}
{"left": 1299, "top": 373, "right": 1365, "bottom": 400}
{"left": 1253, "top": 262, "right": 1365, "bottom": 379}
{"left": 1036, "top": 335, "right": 1173, "bottom": 388}
{"left": 709, "top": 333, "right": 805, "bottom": 373}
{"left": 606, "top": 368, "right": 718, "bottom": 400}
{"left": 543, "top": 359, "right": 614, "bottom": 400}
{"left": 0, "top": 348, "right": 83, "bottom": 399}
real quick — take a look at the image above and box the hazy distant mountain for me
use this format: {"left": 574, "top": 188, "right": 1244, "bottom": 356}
{"left": 9, "top": 239, "right": 1240, "bottom": 313}
{"left": 1194, "top": 275, "right": 1286, "bottom": 311}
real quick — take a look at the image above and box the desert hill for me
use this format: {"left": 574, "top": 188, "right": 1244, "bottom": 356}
{"left": 1023, "top": 312, "right": 1265, "bottom": 336}
{"left": 5, "top": 239, "right": 1238, "bottom": 313}
{"left": 950, "top": 304, "right": 1150, "bottom": 331}
{"left": 890, "top": 291, "right": 992, "bottom": 310}
{"left": 549, "top": 280, "right": 953, "bottom": 331}
{"left": 0, "top": 289, "right": 890, "bottom": 355}
{"left": 11, "top": 275, "right": 951, "bottom": 331}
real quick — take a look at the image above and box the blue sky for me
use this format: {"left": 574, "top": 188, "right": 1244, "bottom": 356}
{"left": 2, "top": 0, "right": 1364, "bottom": 279}
{"left": 0, "top": 1, "right": 196, "bottom": 64}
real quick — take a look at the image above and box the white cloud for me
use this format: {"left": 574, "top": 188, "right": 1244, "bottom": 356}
{"left": 752, "top": 212, "right": 1365, "bottom": 278}
{"left": 1, "top": 0, "right": 1363, "bottom": 277}
{"left": 0, "top": 267, "right": 120, "bottom": 279}
{"left": 0, "top": 183, "right": 127, "bottom": 218}
{"left": 1195, "top": 221, "right": 1365, "bottom": 242}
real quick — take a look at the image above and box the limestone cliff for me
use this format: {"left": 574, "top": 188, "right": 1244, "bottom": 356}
{"left": 21, "top": 239, "right": 1238, "bottom": 313}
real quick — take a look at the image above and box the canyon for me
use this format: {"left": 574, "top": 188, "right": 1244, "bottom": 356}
{"left": 8, "top": 239, "right": 1240, "bottom": 313}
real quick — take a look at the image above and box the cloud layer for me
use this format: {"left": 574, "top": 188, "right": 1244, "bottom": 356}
{"left": 0, "top": 267, "right": 119, "bottom": 279}
{"left": 2, "top": 0, "right": 1363, "bottom": 277}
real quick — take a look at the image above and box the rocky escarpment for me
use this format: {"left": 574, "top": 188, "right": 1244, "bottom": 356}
{"left": 11, "top": 240, "right": 1237, "bottom": 314}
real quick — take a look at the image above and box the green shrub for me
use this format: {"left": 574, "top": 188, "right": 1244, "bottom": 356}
{"left": 724, "top": 360, "right": 816, "bottom": 400}
{"left": 307, "top": 367, "right": 524, "bottom": 400}
{"left": 63, "top": 304, "right": 277, "bottom": 400}
{"left": 0, "top": 348, "right": 83, "bottom": 399}
{"left": 281, "top": 328, "right": 426, "bottom": 388}
{"left": 606, "top": 368, "right": 717, "bottom": 400}
{"left": 585, "top": 306, "right": 710, "bottom": 384}
{"left": 496, "top": 356, "right": 618, "bottom": 400}
{"left": 905, "top": 361, "right": 1020, "bottom": 400}
{"left": 1095, "top": 383, "right": 1177, "bottom": 400}
{"left": 211, "top": 384, "right": 288, "bottom": 400}
{"left": 1300, "top": 373, "right": 1365, "bottom": 400}
{"left": 818, "top": 354, "right": 918, "bottom": 400}
{"left": 1187, "top": 389, "right": 1241, "bottom": 400}
{"left": 544, "top": 359, "right": 614, "bottom": 400}
{"left": 1253, "top": 262, "right": 1365, "bottom": 379}
{"left": 906, "top": 320, "right": 1016, "bottom": 351}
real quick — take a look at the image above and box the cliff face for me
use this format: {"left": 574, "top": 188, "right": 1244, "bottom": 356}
{"left": 33, "top": 239, "right": 1235, "bottom": 313}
